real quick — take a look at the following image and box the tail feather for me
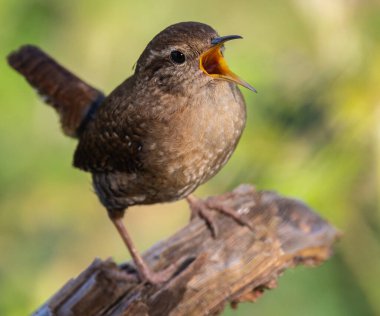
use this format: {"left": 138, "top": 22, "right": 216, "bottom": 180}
{"left": 7, "top": 45, "right": 105, "bottom": 138}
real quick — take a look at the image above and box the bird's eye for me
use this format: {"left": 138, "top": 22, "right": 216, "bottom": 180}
{"left": 170, "top": 50, "right": 186, "bottom": 64}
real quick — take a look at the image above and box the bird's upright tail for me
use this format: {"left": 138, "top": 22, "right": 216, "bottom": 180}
{"left": 7, "top": 45, "right": 105, "bottom": 138}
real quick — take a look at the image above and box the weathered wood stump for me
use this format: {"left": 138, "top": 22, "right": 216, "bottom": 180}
{"left": 33, "top": 184, "right": 339, "bottom": 316}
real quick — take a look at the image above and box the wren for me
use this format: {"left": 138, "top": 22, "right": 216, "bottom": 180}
{"left": 8, "top": 21, "right": 256, "bottom": 284}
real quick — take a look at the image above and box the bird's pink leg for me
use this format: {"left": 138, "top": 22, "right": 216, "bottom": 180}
{"left": 109, "top": 212, "right": 176, "bottom": 284}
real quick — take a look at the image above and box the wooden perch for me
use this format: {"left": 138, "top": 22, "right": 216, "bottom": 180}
{"left": 33, "top": 184, "right": 339, "bottom": 316}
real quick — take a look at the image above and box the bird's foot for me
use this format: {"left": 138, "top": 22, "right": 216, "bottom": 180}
{"left": 186, "top": 194, "right": 253, "bottom": 237}
{"left": 140, "top": 263, "right": 177, "bottom": 285}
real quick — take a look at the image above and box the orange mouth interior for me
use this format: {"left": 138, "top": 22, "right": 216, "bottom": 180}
{"left": 200, "top": 44, "right": 231, "bottom": 79}
{"left": 199, "top": 44, "right": 257, "bottom": 92}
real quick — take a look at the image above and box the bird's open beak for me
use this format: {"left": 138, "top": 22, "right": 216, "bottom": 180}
{"left": 200, "top": 35, "right": 257, "bottom": 93}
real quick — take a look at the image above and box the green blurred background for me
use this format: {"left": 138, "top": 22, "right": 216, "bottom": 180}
{"left": 1, "top": 0, "right": 379, "bottom": 315}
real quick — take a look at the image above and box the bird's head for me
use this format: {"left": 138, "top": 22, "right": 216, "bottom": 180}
{"left": 135, "top": 22, "right": 256, "bottom": 94}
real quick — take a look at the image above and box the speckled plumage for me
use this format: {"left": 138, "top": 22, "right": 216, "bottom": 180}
{"left": 73, "top": 22, "right": 247, "bottom": 212}
{"left": 8, "top": 21, "right": 251, "bottom": 283}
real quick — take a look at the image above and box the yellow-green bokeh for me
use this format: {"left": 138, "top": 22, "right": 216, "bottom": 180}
{"left": 0, "top": 0, "right": 379, "bottom": 315}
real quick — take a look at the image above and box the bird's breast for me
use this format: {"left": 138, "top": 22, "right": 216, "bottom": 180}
{"left": 143, "top": 83, "right": 246, "bottom": 199}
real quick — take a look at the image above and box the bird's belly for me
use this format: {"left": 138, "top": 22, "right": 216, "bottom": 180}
{"left": 161, "top": 143, "right": 234, "bottom": 196}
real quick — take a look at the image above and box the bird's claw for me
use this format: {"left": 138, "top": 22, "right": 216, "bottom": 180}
{"left": 186, "top": 195, "right": 253, "bottom": 238}
{"left": 141, "top": 263, "right": 177, "bottom": 285}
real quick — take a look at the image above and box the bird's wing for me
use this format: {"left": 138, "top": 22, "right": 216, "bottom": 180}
{"left": 73, "top": 78, "right": 147, "bottom": 173}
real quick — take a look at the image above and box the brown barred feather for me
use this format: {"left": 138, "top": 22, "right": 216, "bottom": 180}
{"left": 7, "top": 45, "right": 104, "bottom": 137}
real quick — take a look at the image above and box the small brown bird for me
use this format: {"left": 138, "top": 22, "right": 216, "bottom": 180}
{"left": 8, "top": 21, "right": 256, "bottom": 284}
